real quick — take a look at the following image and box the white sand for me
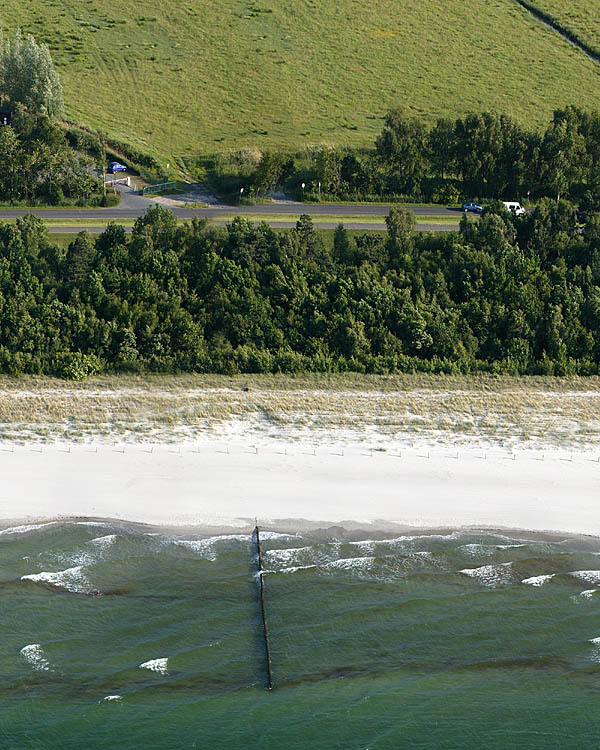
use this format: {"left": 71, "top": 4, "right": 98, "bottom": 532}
{"left": 0, "top": 442, "right": 599, "bottom": 536}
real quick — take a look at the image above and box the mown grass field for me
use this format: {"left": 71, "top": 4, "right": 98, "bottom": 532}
{"left": 3, "top": 0, "right": 600, "bottom": 165}
{"left": 203, "top": 214, "right": 466, "bottom": 225}
{"left": 529, "top": 1, "right": 600, "bottom": 56}
{"left": 0, "top": 214, "right": 464, "bottom": 230}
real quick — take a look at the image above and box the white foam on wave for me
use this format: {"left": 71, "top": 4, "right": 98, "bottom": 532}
{"left": 264, "top": 542, "right": 346, "bottom": 570}
{"left": 570, "top": 588, "right": 598, "bottom": 604}
{"left": 76, "top": 522, "right": 112, "bottom": 527}
{"left": 0, "top": 522, "right": 58, "bottom": 536}
{"left": 102, "top": 695, "right": 122, "bottom": 702}
{"left": 263, "top": 546, "right": 313, "bottom": 565}
{"left": 175, "top": 534, "right": 250, "bottom": 559}
{"left": 459, "top": 543, "right": 495, "bottom": 557}
{"left": 257, "top": 531, "right": 296, "bottom": 540}
{"left": 275, "top": 553, "right": 430, "bottom": 578}
{"left": 139, "top": 657, "right": 168, "bottom": 675}
{"left": 324, "top": 556, "right": 375, "bottom": 572}
{"left": 458, "top": 542, "right": 525, "bottom": 557}
{"left": 347, "top": 532, "right": 463, "bottom": 551}
{"left": 589, "top": 637, "right": 600, "bottom": 663}
{"left": 50, "top": 535, "right": 117, "bottom": 568}
{"left": 460, "top": 562, "right": 513, "bottom": 586}
{"left": 405, "top": 532, "right": 463, "bottom": 541}
{"left": 391, "top": 532, "right": 461, "bottom": 544}
{"left": 205, "top": 534, "right": 249, "bottom": 543}
{"left": 521, "top": 574, "right": 556, "bottom": 587}
{"left": 21, "top": 565, "right": 89, "bottom": 592}
{"left": 348, "top": 540, "right": 376, "bottom": 554}
{"left": 52, "top": 550, "right": 96, "bottom": 567}
{"left": 89, "top": 534, "right": 117, "bottom": 550}
{"left": 20, "top": 644, "right": 51, "bottom": 671}
{"left": 278, "top": 564, "right": 318, "bottom": 574}
{"left": 174, "top": 539, "right": 218, "bottom": 560}
{"left": 570, "top": 570, "right": 600, "bottom": 585}
{"left": 267, "top": 542, "right": 434, "bottom": 576}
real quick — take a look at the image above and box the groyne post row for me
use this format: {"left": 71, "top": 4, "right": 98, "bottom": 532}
{"left": 255, "top": 525, "right": 273, "bottom": 690}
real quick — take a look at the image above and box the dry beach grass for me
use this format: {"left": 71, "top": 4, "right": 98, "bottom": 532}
{"left": 1, "top": 374, "right": 600, "bottom": 451}
{"left": 2, "top": 374, "right": 600, "bottom": 535}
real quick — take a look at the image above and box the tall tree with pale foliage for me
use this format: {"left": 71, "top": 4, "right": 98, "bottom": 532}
{"left": 0, "top": 29, "right": 64, "bottom": 117}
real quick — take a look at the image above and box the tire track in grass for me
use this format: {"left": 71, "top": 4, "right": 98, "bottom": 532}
{"left": 514, "top": 0, "right": 600, "bottom": 65}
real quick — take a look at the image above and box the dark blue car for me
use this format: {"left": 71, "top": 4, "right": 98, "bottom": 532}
{"left": 462, "top": 201, "right": 482, "bottom": 213}
{"left": 108, "top": 162, "right": 127, "bottom": 174}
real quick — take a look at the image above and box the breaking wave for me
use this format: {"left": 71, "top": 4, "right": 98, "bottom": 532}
{"left": 139, "top": 657, "right": 168, "bottom": 675}
{"left": 0, "top": 522, "right": 58, "bottom": 536}
{"left": 570, "top": 570, "right": 600, "bottom": 585}
{"left": 21, "top": 565, "right": 90, "bottom": 593}
{"left": 20, "top": 644, "right": 52, "bottom": 672}
{"left": 460, "top": 563, "right": 513, "bottom": 587}
{"left": 89, "top": 534, "right": 118, "bottom": 549}
{"left": 521, "top": 574, "right": 556, "bottom": 586}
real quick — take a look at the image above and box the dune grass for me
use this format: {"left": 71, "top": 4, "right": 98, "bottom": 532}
{"left": 0, "top": 373, "right": 599, "bottom": 449}
{"left": 2, "top": 0, "right": 600, "bottom": 165}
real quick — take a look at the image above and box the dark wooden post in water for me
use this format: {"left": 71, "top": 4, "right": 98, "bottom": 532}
{"left": 255, "top": 525, "right": 274, "bottom": 690}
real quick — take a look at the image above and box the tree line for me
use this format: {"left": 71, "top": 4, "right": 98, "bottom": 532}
{"left": 0, "top": 202, "right": 599, "bottom": 378}
{"left": 228, "top": 107, "right": 600, "bottom": 207}
{"left": 0, "top": 29, "right": 115, "bottom": 206}
{"left": 0, "top": 107, "right": 111, "bottom": 205}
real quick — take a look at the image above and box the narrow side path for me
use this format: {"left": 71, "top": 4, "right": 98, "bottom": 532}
{"left": 514, "top": 0, "right": 600, "bottom": 65}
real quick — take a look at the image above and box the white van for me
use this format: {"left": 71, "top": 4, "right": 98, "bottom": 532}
{"left": 502, "top": 201, "right": 525, "bottom": 216}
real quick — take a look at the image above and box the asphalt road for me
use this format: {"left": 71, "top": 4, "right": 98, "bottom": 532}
{"left": 44, "top": 222, "right": 460, "bottom": 234}
{"left": 0, "top": 186, "right": 464, "bottom": 222}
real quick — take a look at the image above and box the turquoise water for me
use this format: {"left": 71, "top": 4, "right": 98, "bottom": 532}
{"left": 1, "top": 521, "right": 600, "bottom": 748}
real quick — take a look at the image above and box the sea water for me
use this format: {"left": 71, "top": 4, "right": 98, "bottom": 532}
{"left": 1, "top": 521, "right": 600, "bottom": 748}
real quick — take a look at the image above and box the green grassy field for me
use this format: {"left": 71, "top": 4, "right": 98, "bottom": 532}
{"left": 204, "top": 214, "right": 466, "bottom": 225}
{"left": 0, "top": 214, "right": 463, "bottom": 229}
{"left": 3, "top": 0, "right": 600, "bottom": 165}
{"left": 528, "top": 1, "right": 600, "bottom": 56}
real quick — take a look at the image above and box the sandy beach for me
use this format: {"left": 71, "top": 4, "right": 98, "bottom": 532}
{"left": 1, "top": 441, "right": 599, "bottom": 536}
{"left": 0, "top": 376, "right": 599, "bottom": 537}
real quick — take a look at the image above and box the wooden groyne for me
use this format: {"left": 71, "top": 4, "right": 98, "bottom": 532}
{"left": 254, "top": 525, "right": 273, "bottom": 690}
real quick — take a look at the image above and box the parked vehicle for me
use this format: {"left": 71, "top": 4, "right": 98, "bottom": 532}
{"left": 462, "top": 201, "right": 483, "bottom": 213}
{"left": 108, "top": 162, "right": 127, "bottom": 174}
{"left": 502, "top": 201, "right": 525, "bottom": 216}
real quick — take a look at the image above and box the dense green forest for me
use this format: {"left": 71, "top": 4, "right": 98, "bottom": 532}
{"left": 0, "top": 31, "right": 113, "bottom": 206}
{"left": 215, "top": 107, "right": 600, "bottom": 207}
{"left": 0, "top": 108, "right": 111, "bottom": 205}
{"left": 1, "top": 201, "right": 599, "bottom": 378}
